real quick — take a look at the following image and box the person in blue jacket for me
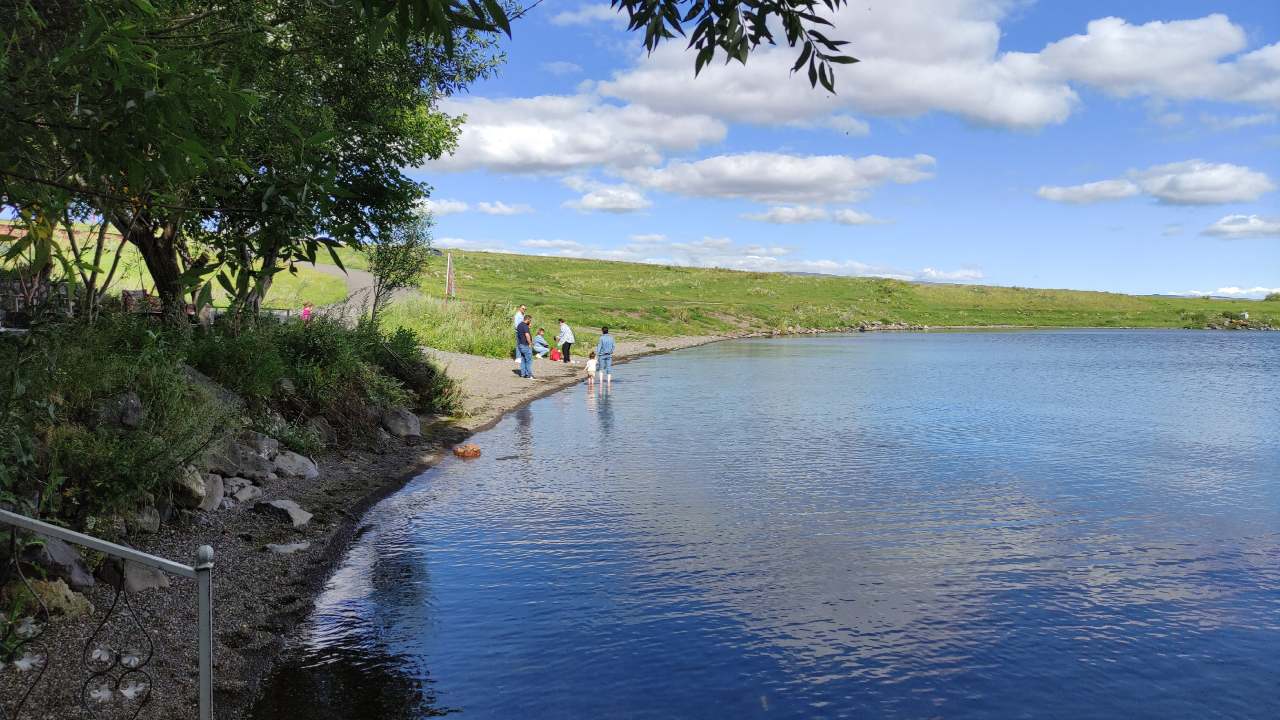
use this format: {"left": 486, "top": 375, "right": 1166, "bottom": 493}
{"left": 595, "top": 326, "right": 615, "bottom": 386}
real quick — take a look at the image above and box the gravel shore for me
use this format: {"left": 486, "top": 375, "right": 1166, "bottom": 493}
{"left": 7, "top": 334, "right": 723, "bottom": 719}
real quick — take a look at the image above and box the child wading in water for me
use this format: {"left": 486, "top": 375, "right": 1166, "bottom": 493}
{"left": 585, "top": 351, "right": 598, "bottom": 387}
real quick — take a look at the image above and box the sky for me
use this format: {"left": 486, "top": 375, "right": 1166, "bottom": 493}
{"left": 411, "top": 0, "right": 1280, "bottom": 298}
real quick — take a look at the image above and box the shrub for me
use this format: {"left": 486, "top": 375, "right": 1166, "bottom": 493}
{"left": 1265, "top": 293, "right": 1280, "bottom": 302}
{"left": 189, "top": 322, "right": 286, "bottom": 402}
{"left": 1, "top": 317, "right": 234, "bottom": 529}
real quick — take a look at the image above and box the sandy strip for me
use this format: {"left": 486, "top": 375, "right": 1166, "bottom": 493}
{"left": 427, "top": 335, "right": 725, "bottom": 432}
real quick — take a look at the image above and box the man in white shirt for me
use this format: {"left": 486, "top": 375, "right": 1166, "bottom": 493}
{"left": 556, "top": 319, "right": 575, "bottom": 363}
{"left": 512, "top": 305, "right": 526, "bottom": 365}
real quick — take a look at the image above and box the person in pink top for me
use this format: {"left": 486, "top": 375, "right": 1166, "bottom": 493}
{"left": 301, "top": 302, "right": 314, "bottom": 323}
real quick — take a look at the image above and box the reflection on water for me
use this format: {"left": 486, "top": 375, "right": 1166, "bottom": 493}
{"left": 254, "top": 331, "right": 1280, "bottom": 719}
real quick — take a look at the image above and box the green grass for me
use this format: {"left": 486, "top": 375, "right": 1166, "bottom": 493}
{"left": 2, "top": 221, "right": 348, "bottom": 308}
{"left": 367, "top": 250, "right": 1278, "bottom": 358}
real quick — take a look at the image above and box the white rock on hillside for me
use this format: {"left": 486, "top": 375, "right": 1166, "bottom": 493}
{"left": 381, "top": 408, "right": 421, "bottom": 439}
{"left": 273, "top": 451, "right": 319, "bottom": 480}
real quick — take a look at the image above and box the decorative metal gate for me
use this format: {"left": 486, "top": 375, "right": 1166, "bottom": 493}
{"left": 0, "top": 509, "right": 214, "bottom": 719}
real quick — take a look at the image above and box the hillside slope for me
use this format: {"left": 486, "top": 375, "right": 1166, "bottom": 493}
{"left": 371, "top": 250, "right": 1276, "bottom": 356}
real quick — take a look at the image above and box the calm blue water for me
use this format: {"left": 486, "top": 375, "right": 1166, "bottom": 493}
{"left": 254, "top": 330, "right": 1280, "bottom": 720}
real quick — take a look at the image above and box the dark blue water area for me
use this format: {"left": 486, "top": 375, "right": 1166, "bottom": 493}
{"left": 252, "top": 330, "right": 1280, "bottom": 720}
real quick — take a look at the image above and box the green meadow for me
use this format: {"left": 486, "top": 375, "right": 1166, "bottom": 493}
{"left": 373, "top": 250, "right": 1278, "bottom": 357}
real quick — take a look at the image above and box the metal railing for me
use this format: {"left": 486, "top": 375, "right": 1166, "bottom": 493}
{"left": 0, "top": 509, "right": 214, "bottom": 720}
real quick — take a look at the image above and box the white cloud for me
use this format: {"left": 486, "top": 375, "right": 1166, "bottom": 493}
{"left": 832, "top": 209, "right": 886, "bottom": 225}
{"left": 541, "top": 61, "right": 583, "bottom": 76}
{"left": 1183, "top": 286, "right": 1280, "bottom": 299}
{"left": 475, "top": 201, "right": 533, "bottom": 215}
{"left": 743, "top": 205, "right": 830, "bottom": 224}
{"left": 628, "top": 233, "right": 666, "bottom": 243}
{"left": 919, "top": 267, "right": 985, "bottom": 281}
{"left": 1036, "top": 179, "right": 1140, "bottom": 204}
{"left": 431, "top": 95, "right": 725, "bottom": 173}
{"left": 1201, "top": 113, "right": 1277, "bottom": 131}
{"left": 550, "top": 4, "right": 625, "bottom": 26}
{"left": 595, "top": 5, "right": 1280, "bottom": 131}
{"left": 422, "top": 198, "right": 469, "bottom": 215}
{"left": 742, "top": 205, "right": 887, "bottom": 225}
{"left": 564, "top": 183, "right": 652, "bottom": 213}
{"left": 1202, "top": 215, "right": 1280, "bottom": 239}
{"left": 1039, "top": 161, "right": 1274, "bottom": 205}
{"left": 1135, "top": 161, "right": 1274, "bottom": 205}
{"left": 627, "top": 152, "right": 935, "bottom": 203}
{"left": 824, "top": 115, "right": 872, "bottom": 135}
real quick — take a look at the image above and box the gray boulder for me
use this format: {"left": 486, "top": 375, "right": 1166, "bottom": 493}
{"left": 274, "top": 377, "right": 297, "bottom": 396}
{"left": 274, "top": 451, "right": 319, "bottom": 480}
{"left": 180, "top": 364, "right": 243, "bottom": 410}
{"left": 253, "top": 499, "right": 312, "bottom": 529}
{"left": 306, "top": 417, "right": 337, "bottom": 448}
{"left": 129, "top": 506, "right": 161, "bottom": 535}
{"left": 96, "top": 391, "right": 146, "bottom": 430}
{"left": 99, "top": 559, "right": 170, "bottom": 593}
{"left": 172, "top": 465, "right": 206, "bottom": 509}
{"left": 266, "top": 541, "right": 310, "bottom": 555}
{"left": 27, "top": 536, "right": 94, "bottom": 592}
{"left": 233, "top": 485, "right": 263, "bottom": 504}
{"left": 381, "top": 408, "right": 421, "bottom": 439}
{"left": 204, "top": 433, "right": 275, "bottom": 481}
{"left": 239, "top": 431, "right": 280, "bottom": 460}
{"left": 197, "top": 473, "right": 225, "bottom": 513}
{"left": 224, "top": 477, "right": 252, "bottom": 495}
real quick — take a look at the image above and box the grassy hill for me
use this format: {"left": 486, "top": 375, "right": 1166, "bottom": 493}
{"left": 372, "top": 250, "right": 1278, "bottom": 357}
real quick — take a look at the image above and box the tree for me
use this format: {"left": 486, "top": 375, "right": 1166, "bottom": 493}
{"left": 2, "top": 0, "right": 494, "bottom": 325}
{"left": 351, "top": 0, "right": 858, "bottom": 92}
{"left": 366, "top": 214, "right": 436, "bottom": 322}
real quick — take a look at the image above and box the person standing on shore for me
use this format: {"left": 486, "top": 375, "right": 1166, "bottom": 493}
{"left": 595, "top": 326, "right": 615, "bottom": 386}
{"left": 557, "top": 319, "right": 575, "bottom": 363}
{"left": 512, "top": 304, "right": 526, "bottom": 365}
{"left": 516, "top": 314, "right": 535, "bottom": 379}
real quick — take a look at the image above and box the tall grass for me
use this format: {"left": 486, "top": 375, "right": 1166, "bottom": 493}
{"left": 381, "top": 296, "right": 514, "bottom": 358}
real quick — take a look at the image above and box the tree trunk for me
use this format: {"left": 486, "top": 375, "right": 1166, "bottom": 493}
{"left": 115, "top": 214, "right": 187, "bottom": 327}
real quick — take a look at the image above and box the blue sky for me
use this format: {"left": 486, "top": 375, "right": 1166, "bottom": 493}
{"left": 412, "top": 0, "right": 1279, "bottom": 297}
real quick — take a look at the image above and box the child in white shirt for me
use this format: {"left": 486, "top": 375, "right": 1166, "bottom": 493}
{"left": 585, "top": 351, "right": 597, "bottom": 385}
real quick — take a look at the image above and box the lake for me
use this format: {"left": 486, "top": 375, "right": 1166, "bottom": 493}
{"left": 252, "top": 330, "right": 1280, "bottom": 719}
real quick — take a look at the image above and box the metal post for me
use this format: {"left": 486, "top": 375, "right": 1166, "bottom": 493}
{"left": 195, "top": 545, "right": 215, "bottom": 720}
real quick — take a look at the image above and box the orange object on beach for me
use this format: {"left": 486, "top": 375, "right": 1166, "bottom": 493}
{"left": 453, "top": 443, "right": 481, "bottom": 459}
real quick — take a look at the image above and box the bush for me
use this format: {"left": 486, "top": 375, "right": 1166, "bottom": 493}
{"left": 189, "top": 323, "right": 286, "bottom": 402}
{"left": 0, "top": 317, "right": 233, "bottom": 529}
{"left": 1265, "top": 293, "right": 1280, "bottom": 302}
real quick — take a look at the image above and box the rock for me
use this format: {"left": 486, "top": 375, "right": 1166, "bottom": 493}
{"left": 265, "top": 542, "right": 310, "bottom": 555}
{"left": 274, "top": 377, "right": 297, "bottom": 396}
{"left": 156, "top": 496, "right": 175, "bottom": 524}
{"left": 238, "top": 431, "right": 280, "bottom": 461}
{"left": 381, "top": 408, "right": 421, "bottom": 439}
{"left": 26, "top": 537, "right": 94, "bottom": 592}
{"left": 233, "top": 485, "right": 262, "bottom": 504}
{"left": 96, "top": 391, "right": 145, "bottom": 430}
{"left": 128, "top": 506, "right": 161, "bottom": 535}
{"left": 98, "top": 559, "right": 170, "bottom": 593}
{"left": 253, "top": 499, "right": 312, "bottom": 529}
{"left": 172, "top": 465, "right": 207, "bottom": 509}
{"left": 181, "top": 364, "right": 243, "bottom": 410}
{"left": 203, "top": 433, "right": 275, "bottom": 481}
{"left": 197, "top": 473, "right": 224, "bottom": 513}
{"left": 3, "top": 578, "right": 94, "bottom": 618}
{"left": 224, "top": 477, "right": 252, "bottom": 495}
{"left": 377, "top": 428, "right": 392, "bottom": 445}
{"left": 274, "top": 451, "right": 319, "bottom": 480}
{"left": 306, "top": 417, "right": 337, "bottom": 448}
{"left": 452, "top": 443, "right": 481, "bottom": 459}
